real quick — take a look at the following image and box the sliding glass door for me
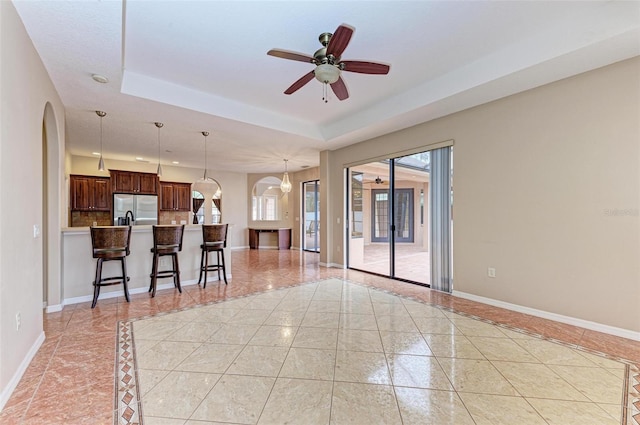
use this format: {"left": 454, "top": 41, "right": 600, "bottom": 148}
{"left": 303, "top": 180, "right": 320, "bottom": 252}
{"left": 347, "top": 147, "right": 452, "bottom": 289}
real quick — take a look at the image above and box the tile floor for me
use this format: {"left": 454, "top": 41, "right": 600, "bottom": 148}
{"left": 1, "top": 250, "right": 639, "bottom": 424}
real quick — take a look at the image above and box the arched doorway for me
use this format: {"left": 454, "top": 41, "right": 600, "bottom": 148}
{"left": 42, "top": 103, "right": 62, "bottom": 312}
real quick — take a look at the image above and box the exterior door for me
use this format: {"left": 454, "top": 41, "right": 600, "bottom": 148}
{"left": 371, "top": 189, "right": 390, "bottom": 242}
{"left": 371, "top": 188, "right": 413, "bottom": 243}
{"left": 394, "top": 189, "right": 414, "bottom": 243}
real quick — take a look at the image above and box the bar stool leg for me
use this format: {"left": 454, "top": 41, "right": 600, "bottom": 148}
{"left": 149, "top": 251, "right": 157, "bottom": 293}
{"left": 197, "top": 248, "right": 205, "bottom": 285}
{"left": 151, "top": 253, "right": 159, "bottom": 298}
{"left": 219, "top": 250, "right": 228, "bottom": 285}
{"left": 92, "top": 258, "right": 103, "bottom": 308}
{"left": 203, "top": 249, "right": 210, "bottom": 289}
{"left": 122, "top": 257, "right": 130, "bottom": 303}
{"left": 173, "top": 253, "right": 182, "bottom": 293}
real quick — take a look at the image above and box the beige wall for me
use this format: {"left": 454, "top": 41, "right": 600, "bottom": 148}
{"left": 325, "top": 58, "right": 640, "bottom": 332}
{"left": 70, "top": 155, "right": 248, "bottom": 248}
{"left": 0, "top": 2, "right": 66, "bottom": 407}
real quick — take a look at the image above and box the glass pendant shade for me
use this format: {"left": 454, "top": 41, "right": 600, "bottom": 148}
{"left": 98, "top": 156, "right": 105, "bottom": 171}
{"left": 280, "top": 159, "right": 292, "bottom": 193}
{"left": 280, "top": 172, "right": 292, "bottom": 193}
{"left": 314, "top": 64, "right": 340, "bottom": 84}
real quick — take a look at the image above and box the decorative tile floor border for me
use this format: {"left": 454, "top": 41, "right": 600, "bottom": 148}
{"left": 116, "top": 321, "right": 142, "bottom": 425}
{"left": 114, "top": 278, "right": 640, "bottom": 425}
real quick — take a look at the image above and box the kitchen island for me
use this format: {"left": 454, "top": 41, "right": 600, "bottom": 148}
{"left": 61, "top": 225, "right": 232, "bottom": 306}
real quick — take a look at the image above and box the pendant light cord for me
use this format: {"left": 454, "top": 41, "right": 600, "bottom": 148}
{"left": 100, "top": 115, "right": 103, "bottom": 155}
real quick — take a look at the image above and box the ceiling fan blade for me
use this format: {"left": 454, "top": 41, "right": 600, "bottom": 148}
{"left": 284, "top": 71, "right": 315, "bottom": 95}
{"left": 267, "top": 49, "right": 315, "bottom": 64}
{"left": 326, "top": 24, "right": 354, "bottom": 58}
{"left": 330, "top": 76, "right": 349, "bottom": 101}
{"left": 341, "top": 61, "right": 390, "bottom": 75}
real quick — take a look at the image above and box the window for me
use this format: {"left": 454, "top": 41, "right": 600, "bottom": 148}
{"left": 252, "top": 194, "right": 278, "bottom": 221}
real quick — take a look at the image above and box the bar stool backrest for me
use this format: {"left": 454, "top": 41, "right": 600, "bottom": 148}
{"left": 90, "top": 226, "right": 132, "bottom": 258}
{"left": 202, "top": 224, "right": 228, "bottom": 249}
{"left": 153, "top": 225, "right": 185, "bottom": 251}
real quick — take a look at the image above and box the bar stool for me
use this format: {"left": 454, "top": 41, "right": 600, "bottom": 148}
{"left": 90, "top": 225, "right": 132, "bottom": 309}
{"left": 198, "top": 224, "right": 228, "bottom": 287}
{"left": 149, "top": 224, "right": 185, "bottom": 297}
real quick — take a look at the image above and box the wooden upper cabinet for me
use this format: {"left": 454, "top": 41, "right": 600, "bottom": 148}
{"left": 138, "top": 173, "right": 158, "bottom": 194}
{"left": 175, "top": 184, "right": 191, "bottom": 211}
{"left": 159, "top": 181, "right": 191, "bottom": 211}
{"left": 92, "top": 178, "right": 111, "bottom": 210}
{"left": 110, "top": 170, "right": 158, "bottom": 195}
{"left": 70, "top": 175, "right": 111, "bottom": 211}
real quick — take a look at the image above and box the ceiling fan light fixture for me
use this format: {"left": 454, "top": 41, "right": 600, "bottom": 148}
{"left": 314, "top": 64, "right": 340, "bottom": 84}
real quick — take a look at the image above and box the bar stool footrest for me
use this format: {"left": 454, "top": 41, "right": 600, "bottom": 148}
{"left": 94, "top": 276, "right": 129, "bottom": 287}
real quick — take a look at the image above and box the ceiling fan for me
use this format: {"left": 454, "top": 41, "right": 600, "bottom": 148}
{"left": 267, "top": 24, "right": 390, "bottom": 101}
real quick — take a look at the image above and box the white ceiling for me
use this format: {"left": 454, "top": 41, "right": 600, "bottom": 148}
{"left": 14, "top": 1, "right": 640, "bottom": 174}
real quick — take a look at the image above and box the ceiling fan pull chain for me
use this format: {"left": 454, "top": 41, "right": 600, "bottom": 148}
{"left": 323, "top": 82, "right": 329, "bottom": 103}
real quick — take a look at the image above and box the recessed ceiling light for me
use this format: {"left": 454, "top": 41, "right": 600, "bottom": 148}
{"left": 172, "top": 161, "right": 179, "bottom": 164}
{"left": 92, "top": 152, "right": 101, "bottom": 156}
{"left": 135, "top": 157, "right": 150, "bottom": 163}
{"left": 92, "top": 74, "right": 109, "bottom": 84}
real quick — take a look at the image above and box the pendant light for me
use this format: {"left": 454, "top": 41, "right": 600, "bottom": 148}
{"left": 202, "top": 131, "right": 209, "bottom": 180}
{"left": 155, "top": 122, "right": 163, "bottom": 176}
{"left": 280, "top": 159, "right": 292, "bottom": 193}
{"left": 193, "top": 131, "right": 219, "bottom": 195}
{"left": 96, "top": 111, "right": 106, "bottom": 171}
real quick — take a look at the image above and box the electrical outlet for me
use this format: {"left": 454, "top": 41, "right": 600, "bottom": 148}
{"left": 487, "top": 267, "right": 496, "bottom": 278}
{"left": 16, "top": 312, "right": 21, "bottom": 331}
{"left": 33, "top": 225, "right": 41, "bottom": 238}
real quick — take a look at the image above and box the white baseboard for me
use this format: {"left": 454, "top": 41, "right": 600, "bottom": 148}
{"left": 231, "top": 246, "right": 249, "bottom": 251}
{"left": 452, "top": 290, "right": 640, "bottom": 342}
{"left": 0, "top": 331, "right": 45, "bottom": 411}
{"left": 319, "top": 262, "right": 345, "bottom": 269}
{"left": 45, "top": 304, "right": 63, "bottom": 313}
{"left": 62, "top": 276, "right": 231, "bottom": 307}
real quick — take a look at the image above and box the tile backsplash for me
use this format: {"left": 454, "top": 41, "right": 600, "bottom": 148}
{"left": 71, "top": 211, "right": 111, "bottom": 227}
{"left": 159, "top": 211, "right": 189, "bottom": 225}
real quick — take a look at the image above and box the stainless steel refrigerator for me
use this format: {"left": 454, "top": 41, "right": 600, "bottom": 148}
{"left": 113, "top": 194, "right": 158, "bottom": 226}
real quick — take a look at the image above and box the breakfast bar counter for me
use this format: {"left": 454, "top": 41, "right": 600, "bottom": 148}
{"left": 61, "top": 225, "right": 232, "bottom": 305}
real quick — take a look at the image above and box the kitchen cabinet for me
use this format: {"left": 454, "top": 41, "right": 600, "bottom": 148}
{"left": 159, "top": 181, "right": 192, "bottom": 211}
{"left": 110, "top": 170, "right": 158, "bottom": 195}
{"left": 70, "top": 175, "right": 111, "bottom": 211}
